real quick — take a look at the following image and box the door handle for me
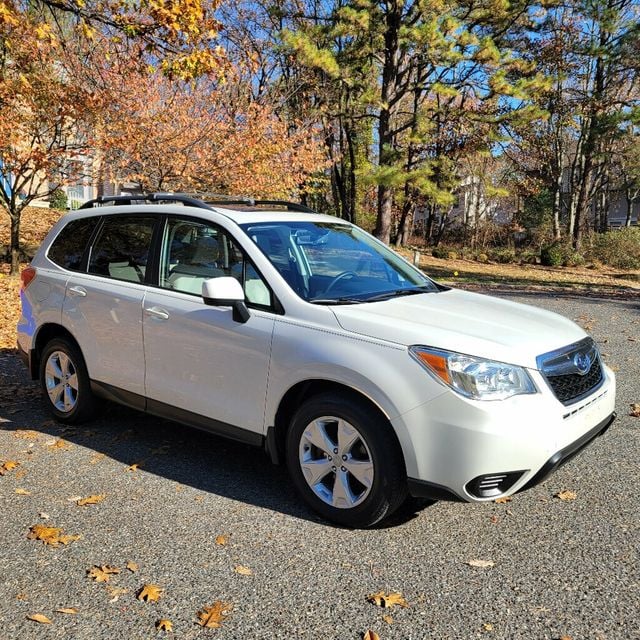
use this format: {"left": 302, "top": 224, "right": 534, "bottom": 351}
{"left": 68, "top": 286, "right": 87, "bottom": 297}
{"left": 144, "top": 306, "right": 170, "bottom": 320}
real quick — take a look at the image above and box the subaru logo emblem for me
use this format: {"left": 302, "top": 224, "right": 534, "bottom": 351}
{"left": 573, "top": 353, "right": 591, "bottom": 375}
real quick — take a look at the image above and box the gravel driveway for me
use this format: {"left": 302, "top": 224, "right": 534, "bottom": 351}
{"left": 0, "top": 291, "right": 638, "bottom": 640}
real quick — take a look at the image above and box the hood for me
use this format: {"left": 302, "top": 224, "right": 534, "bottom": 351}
{"left": 331, "top": 289, "right": 587, "bottom": 369}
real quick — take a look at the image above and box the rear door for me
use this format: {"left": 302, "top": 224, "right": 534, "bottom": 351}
{"left": 62, "top": 214, "right": 157, "bottom": 398}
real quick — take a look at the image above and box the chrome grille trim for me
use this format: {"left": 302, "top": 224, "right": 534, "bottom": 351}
{"left": 537, "top": 337, "right": 604, "bottom": 406}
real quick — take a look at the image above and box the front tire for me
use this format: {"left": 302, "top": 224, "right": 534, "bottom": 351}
{"left": 40, "top": 338, "right": 96, "bottom": 424}
{"left": 286, "top": 393, "right": 407, "bottom": 528}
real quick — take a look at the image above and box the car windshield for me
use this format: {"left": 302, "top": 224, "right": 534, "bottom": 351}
{"left": 239, "top": 220, "right": 439, "bottom": 303}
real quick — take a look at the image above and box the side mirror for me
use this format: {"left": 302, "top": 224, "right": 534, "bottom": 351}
{"left": 201, "top": 277, "right": 250, "bottom": 324}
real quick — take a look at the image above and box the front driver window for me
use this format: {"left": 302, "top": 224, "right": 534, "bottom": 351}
{"left": 160, "top": 217, "right": 273, "bottom": 309}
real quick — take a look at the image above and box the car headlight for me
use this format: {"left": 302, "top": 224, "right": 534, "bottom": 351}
{"left": 410, "top": 346, "right": 537, "bottom": 401}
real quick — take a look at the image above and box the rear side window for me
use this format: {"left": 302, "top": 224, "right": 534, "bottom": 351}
{"left": 88, "top": 216, "right": 156, "bottom": 283}
{"left": 47, "top": 217, "right": 98, "bottom": 271}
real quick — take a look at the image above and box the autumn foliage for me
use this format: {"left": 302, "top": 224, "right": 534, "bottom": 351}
{"left": 98, "top": 70, "right": 324, "bottom": 198}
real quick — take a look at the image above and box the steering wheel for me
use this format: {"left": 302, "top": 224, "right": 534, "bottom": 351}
{"left": 325, "top": 271, "right": 358, "bottom": 294}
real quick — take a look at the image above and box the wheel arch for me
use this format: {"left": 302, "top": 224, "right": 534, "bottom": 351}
{"left": 268, "top": 379, "right": 406, "bottom": 475}
{"left": 31, "top": 324, "right": 83, "bottom": 379}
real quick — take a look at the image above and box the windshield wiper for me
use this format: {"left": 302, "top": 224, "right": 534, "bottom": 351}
{"left": 360, "top": 286, "right": 435, "bottom": 303}
{"left": 308, "top": 297, "right": 365, "bottom": 305}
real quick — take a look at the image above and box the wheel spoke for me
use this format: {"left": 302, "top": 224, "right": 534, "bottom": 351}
{"left": 337, "top": 419, "right": 359, "bottom": 457}
{"left": 58, "top": 352, "right": 71, "bottom": 376}
{"left": 63, "top": 385, "right": 75, "bottom": 411}
{"left": 344, "top": 459, "right": 374, "bottom": 488}
{"left": 332, "top": 469, "right": 356, "bottom": 508}
{"left": 67, "top": 373, "right": 79, "bottom": 391}
{"left": 303, "top": 420, "right": 335, "bottom": 456}
{"left": 46, "top": 358, "right": 63, "bottom": 380}
{"left": 301, "top": 459, "right": 333, "bottom": 486}
{"left": 48, "top": 382, "right": 64, "bottom": 406}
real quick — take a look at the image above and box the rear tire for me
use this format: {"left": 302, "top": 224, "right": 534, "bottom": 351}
{"left": 40, "top": 338, "right": 96, "bottom": 424}
{"left": 286, "top": 393, "right": 407, "bottom": 528}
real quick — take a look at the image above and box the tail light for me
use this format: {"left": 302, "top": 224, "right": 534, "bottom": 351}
{"left": 20, "top": 266, "right": 36, "bottom": 290}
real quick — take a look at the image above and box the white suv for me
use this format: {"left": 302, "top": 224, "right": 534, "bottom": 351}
{"left": 17, "top": 194, "right": 616, "bottom": 527}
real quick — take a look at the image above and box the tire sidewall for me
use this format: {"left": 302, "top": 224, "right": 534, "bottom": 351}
{"left": 286, "top": 394, "right": 405, "bottom": 528}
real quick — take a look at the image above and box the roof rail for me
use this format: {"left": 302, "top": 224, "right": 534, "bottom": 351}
{"left": 204, "top": 198, "right": 315, "bottom": 213}
{"left": 78, "top": 193, "right": 315, "bottom": 213}
{"left": 78, "top": 193, "right": 215, "bottom": 211}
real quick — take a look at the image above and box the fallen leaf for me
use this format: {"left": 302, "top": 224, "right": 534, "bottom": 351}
{"left": 466, "top": 559, "right": 495, "bottom": 568}
{"left": 215, "top": 534, "right": 228, "bottom": 546}
{"left": 137, "top": 584, "right": 162, "bottom": 602}
{"left": 126, "top": 561, "right": 138, "bottom": 572}
{"left": 76, "top": 494, "right": 106, "bottom": 506}
{"left": 39, "top": 511, "right": 50, "bottom": 520}
{"left": 483, "top": 622, "right": 494, "bottom": 631}
{"left": 197, "top": 601, "right": 232, "bottom": 628}
{"left": 363, "top": 632, "right": 380, "bottom": 640}
{"left": 382, "top": 614, "right": 393, "bottom": 624}
{"left": 27, "top": 613, "right": 52, "bottom": 624}
{"left": 490, "top": 515, "right": 499, "bottom": 524}
{"left": 366, "top": 591, "right": 409, "bottom": 608}
{"left": 0, "top": 460, "right": 20, "bottom": 475}
{"left": 106, "top": 586, "right": 129, "bottom": 602}
{"left": 126, "top": 463, "right": 142, "bottom": 472}
{"left": 87, "top": 565, "right": 120, "bottom": 582}
{"left": 554, "top": 490, "right": 577, "bottom": 501}
{"left": 494, "top": 496, "right": 512, "bottom": 504}
{"left": 55, "top": 607, "right": 78, "bottom": 615}
{"left": 629, "top": 403, "right": 640, "bottom": 418}
{"left": 15, "top": 488, "right": 31, "bottom": 495}
{"left": 90, "top": 453, "right": 106, "bottom": 464}
{"left": 16, "top": 593, "right": 28, "bottom": 601}
{"left": 27, "top": 524, "right": 81, "bottom": 546}
{"left": 48, "top": 439, "right": 71, "bottom": 450}
{"left": 14, "top": 430, "right": 40, "bottom": 440}
{"left": 234, "top": 565, "right": 252, "bottom": 576}
{"left": 156, "top": 619, "right": 173, "bottom": 632}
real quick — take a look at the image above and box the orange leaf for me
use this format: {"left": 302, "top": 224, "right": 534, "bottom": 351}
{"left": 87, "top": 565, "right": 120, "bottom": 582}
{"left": 197, "top": 601, "right": 232, "bottom": 628}
{"left": 234, "top": 565, "right": 252, "bottom": 576}
{"left": 0, "top": 460, "right": 20, "bottom": 475}
{"left": 27, "top": 613, "right": 52, "bottom": 624}
{"left": 137, "top": 584, "right": 162, "bottom": 602}
{"left": 76, "top": 494, "right": 106, "bottom": 506}
{"left": 215, "top": 534, "right": 228, "bottom": 545}
{"left": 55, "top": 607, "right": 78, "bottom": 614}
{"left": 366, "top": 591, "right": 408, "bottom": 608}
{"left": 554, "top": 490, "right": 577, "bottom": 501}
{"left": 363, "top": 631, "right": 380, "bottom": 640}
{"left": 27, "top": 524, "right": 81, "bottom": 546}
{"left": 156, "top": 619, "right": 173, "bottom": 631}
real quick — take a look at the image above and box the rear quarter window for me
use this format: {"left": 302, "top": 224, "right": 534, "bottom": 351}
{"left": 47, "top": 217, "right": 99, "bottom": 271}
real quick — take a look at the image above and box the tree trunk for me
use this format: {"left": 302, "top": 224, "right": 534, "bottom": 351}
{"left": 10, "top": 213, "right": 20, "bottom": 275}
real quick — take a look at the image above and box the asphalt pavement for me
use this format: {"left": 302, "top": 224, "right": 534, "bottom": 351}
{"left": 0, "top": 290, "right": 638, "bottom": 640}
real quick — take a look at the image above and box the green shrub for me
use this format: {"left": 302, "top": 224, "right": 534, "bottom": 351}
{"left": 519, "top": 251, "right": 539, "bottom": 265}
{"left": 49, "top": 188, "right": 68, "bottom": 210}
{"left": 476, "top": 252, "right": 489, "bottom": 263}
{"left": 563, "top": 250, "right": 585, "bottom": 267}
{"left": 489, "top": 247, "right": 516, "bottom": 264}
{"left": 540, "top": 242, "right": 569, "bottom": 267}
{"left": 587, "top": 228, "right": 640, "bottom": 269}
{"left": 432, "top": 246, "right": 458, "bottom": 260}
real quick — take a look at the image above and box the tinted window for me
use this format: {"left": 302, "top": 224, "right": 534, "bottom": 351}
{"left": 47, "top": 217, "right": 98, "bottom": 271}
{"left": 88, "top": 216, "right": 156, "bottom": 283}
{"left": 160, "top": 217, "right": 272, "bottom": 308}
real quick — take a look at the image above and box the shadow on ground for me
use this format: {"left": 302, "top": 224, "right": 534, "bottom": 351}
{"left": 0, "top": 349, "right": 433, "bottom": 529}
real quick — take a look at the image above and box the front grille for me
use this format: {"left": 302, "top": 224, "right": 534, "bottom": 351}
{"left": 546, "top": 358, "right": 603, "bottom": 404}
{"left": 537, "top": 338, "right": 604, "bottom": 406}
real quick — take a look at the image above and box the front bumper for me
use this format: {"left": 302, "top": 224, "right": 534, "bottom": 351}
{"left": 394, "top": 364, "right": 616, "bottom": 502}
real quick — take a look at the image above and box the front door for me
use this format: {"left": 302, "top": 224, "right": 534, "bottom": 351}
{"left": 142, "top": 216, "right": 275, "bottom": 434}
